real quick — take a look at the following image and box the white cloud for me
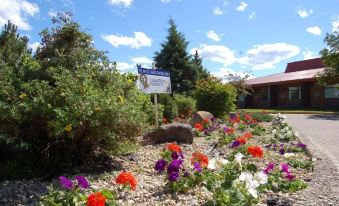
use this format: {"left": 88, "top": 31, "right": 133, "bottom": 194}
{"left": 191, "top": 44, "right": 236, "bottom": 66}
{"left": 28, "top": 42, "right": 40, "bottom": 53}
{"left": 296, "top": 6, "right": 313, "bottom": 18}
{"left": 306, "top": 26, "right": 322, "bottom": 35}
{"left": 48, "top": 9, "right": 57, "bottom": 18}
{"left": 236, "top": 2, "right": 248, "bottom": 12}
{"left": 102, "top": 32, "right": 152, "bottom": 49}
{"left": 332, "top": 16, "right": 339, "bottom": 32}
{"left": 160, "top": 0, "right": 171, "bottom": 3}
{"left": 131, "top": 56, "right": 153, "bottom": 65}
{"left": 0, "top": 0, "right": 39, "bottom": 31}
{"left": 248, "top": 12, "right": 256, "bottom": 19}
{"left": 302, "top": 50, "right": 319, "bottom": 60}
{"left": 107, "top": 0, "right": 133, "bottom": 8}
{"left": 238, "top": 42, "right": 300, "bottom": 70}
{"left": 206, "top": 30, "right": 221, "bottom": 42}
{"left": 213, "top": 7, "right": 223, "bottom": 16}
{"left": 116, "top": 62, "right": 134, "bottom": 71}
{"left": 212, "top": 68, "right": 254, "bottom": 82}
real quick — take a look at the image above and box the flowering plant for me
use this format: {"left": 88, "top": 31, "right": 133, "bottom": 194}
{"left": 115, "top": 171, "right": 137, "bottom": 190}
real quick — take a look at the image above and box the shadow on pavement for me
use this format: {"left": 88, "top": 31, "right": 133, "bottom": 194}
{"left": 306, "top": 114, "right": 339, "bottom": 121}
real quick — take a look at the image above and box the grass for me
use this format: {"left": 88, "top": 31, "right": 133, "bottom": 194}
{"left": 242, "top": 108, "right": 339, "bottom": 114}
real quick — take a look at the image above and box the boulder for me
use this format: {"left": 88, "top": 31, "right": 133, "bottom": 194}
{"left": 143, "top": 123, "right": 194, "bottom": 144}
{"left": 189, "top": 111, "right": 214, "bottom": 126}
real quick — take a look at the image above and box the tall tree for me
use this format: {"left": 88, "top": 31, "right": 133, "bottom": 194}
{"left": 192, "top": 50, "right": 209, "bottom": 79}
{"left": 318, "top": 31, "right": 339, "bottom": 84}
{"left": 154, "top": 18, "right": 198, "bottom": 95}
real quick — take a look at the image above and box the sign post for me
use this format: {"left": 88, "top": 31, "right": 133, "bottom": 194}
{"left": 137, "top": 65, "right": 171, "bottom": 128}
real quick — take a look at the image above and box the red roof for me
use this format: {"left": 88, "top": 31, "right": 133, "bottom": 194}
{"left": 285, "top": 58, "right": 324, "bottom": 73}
{"left": 246, "top": 68, "right": 324, "bottom": 86}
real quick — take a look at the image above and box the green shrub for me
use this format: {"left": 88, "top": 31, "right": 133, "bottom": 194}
{"left": 157, "top": 94, "right": 178, "bottom": 121}
{"left": 250, "top": 112, "right": 273, "bottom": 122}
{"left": 0, "top": 17, "right": 154, "bottom": 178}
{"left": 174, "top": 94, "right": 196, "bottom": 116}
{"left": 195, "top": 77, "right": 237, "bottom": 117}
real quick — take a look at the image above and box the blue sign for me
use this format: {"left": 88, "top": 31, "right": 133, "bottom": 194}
{"left": 138, "top": 67, "right": 170, "bottom": 77}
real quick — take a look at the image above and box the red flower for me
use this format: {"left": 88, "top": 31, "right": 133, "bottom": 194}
{"left": 194, "top": 123, "right": 204, "bottom": 132}
{"left": 167, "top": 143, "right": 182, "bottom": 153}
{"left": 236, "top": 136, "right": 247, "bottom": 144}
{"left": 115, "top": 172, "right": 137, "bottom": 190}
{"left": 225, "top": 127, "right": 235, "bottom": 135}
{"left": 247, "top": 146, "right": 264, "bottom": 158}
{"left": 191, "top": 152, "right": 209, "bottom": 168}
{"left": 244, "top": 114, "right": 252, "bottom": 120}
{"left": 202, "top": 118, "right": 209, "bottom": 124}
{"left": 87, "top": 192, "right": 106, "bottom": 206}
{"left": 163, "top": 117, "right": 168, "bottom": 124}
{"left": 243, "top": 132, "right": 253, "bottom": 139}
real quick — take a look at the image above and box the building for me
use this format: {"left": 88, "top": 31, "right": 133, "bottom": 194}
{"left": 240, "top": 58, "right": 339, "bottom": 109}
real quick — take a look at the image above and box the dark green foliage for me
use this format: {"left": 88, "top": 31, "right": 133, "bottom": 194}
{"left": 250, "top": 112, "right": 273, "bottom": 122}
{"left": 174, "top": 94, "right": 196, "bottom": 116}
{"left": 252, "top": 125, "right": 266, "bottom": 136}
{"left": 192, "top": 50, "right": 209, "bottom": 80}
{"left": 0, "top": 16, "right": 155, "bottom": 179}
{"left": 157, "top": 94, "right": 179, "bottom": 121}
{"left": 195, "top": 77, "right": 237, "bottom": 117}
{"left": 154, "top": 18, "right": 200, "bottom": 95}
{"left": 318, "top": 31, "right": 339, "bottom": 84}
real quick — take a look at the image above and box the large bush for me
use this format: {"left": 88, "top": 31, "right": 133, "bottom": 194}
{"left": 0, "top": 16, "right": 154, "bottom": 178}
{"left": 157, "top": 94, "right": 178, "bottom": 122}
{"left": 174, "top": 94, "right": 196, "bottom": 116}
{"left": 195, "top": 77, "right": 237, "bottom": 117}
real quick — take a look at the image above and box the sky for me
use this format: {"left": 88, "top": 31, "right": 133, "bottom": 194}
{"left": 0, "top": 0, "right": 338, "bottom": 78}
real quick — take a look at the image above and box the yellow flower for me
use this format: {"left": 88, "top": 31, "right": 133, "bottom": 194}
{"left": 64, "top": 124, "right": 72, "bottom": 132}
{"left": 94, "top": 107, "right": 101, "bottom": 111}
{"left": 127, "top": 79, "right": 133, "bottom": 85}
{"left": 19, "top": 93, "right": 27, "bottom": 100}
{"left": 118, "top": 95, "right": 124, "bottom": 103}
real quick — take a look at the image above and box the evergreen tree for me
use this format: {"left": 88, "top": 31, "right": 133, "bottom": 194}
{"left": 154, "top": 18, "right": 198, "bottom": 95}
{"left": 192, "top": 50, "right": 209, "bottom": 79}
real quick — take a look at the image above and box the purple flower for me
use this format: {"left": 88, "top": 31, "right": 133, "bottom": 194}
{"left": 171, "top": 152, "right": 179, "bottom": 160}
{"left": 193, "top": 162, "right": 202, "bottom": 173}
{"left": 155, "top": 159, "right": 167, "bottom": 173}
{"left": 279, "top": 148, "right": 285, "bottom": 155}
{"left": 184, "top": 171, "right": 190, "bottom": 177}
{"left": 285, "top": 172, "right": 295, "bottom": 181}
{"left": 167, "top": 159, "right": 183, "bottom": 174}
{"left": 75, "top": 176, "right": 89, "bottom": 189}
{"left": 179, "top": 152, "right": 184, "bottom": 159}
{"left": 59, "top": 176, "right": 73, "bottom": 189}
{"left": 297, "top": 142, "right": 307, "bottom": 149}
{"left": 230, "top": 140, "right": 241, "bottom": 148}
{"left": 168, "top": 172, "right": 179, "bottom": 182}
{"left": 280, "top": 163, "right": 290, "bottom": 173}
{"left": 264, "top": 163, "right": 275, "bottom": 174}
{"left": 265, "top": 144, "right": 272, "bottom": 148}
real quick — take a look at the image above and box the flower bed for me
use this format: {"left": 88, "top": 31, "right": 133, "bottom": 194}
{"left": 38, "top": 112, "right": 314, "bottom": 205}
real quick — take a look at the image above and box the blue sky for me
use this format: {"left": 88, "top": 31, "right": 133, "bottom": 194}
{"left": 0, "top": 0, "right": 338, "bottom": 78}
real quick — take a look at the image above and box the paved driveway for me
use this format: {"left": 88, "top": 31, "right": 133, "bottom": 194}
{"left": 285, "top": 114, "right": 339, "bottom": 169}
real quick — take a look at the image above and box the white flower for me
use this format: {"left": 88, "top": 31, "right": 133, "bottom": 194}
{"left": 208, "top": 156, "right": 229, "bottom": 170}
{"left": 254, "top": 171, "right": 268, "bottom": 184}
{"left": 294, "top": 133, "right": 299, "bottom": 137}
{"left": 237, "top": 172, "right": 260, "bottom": 198}
{"left": 284, "top": 153, "right": 295, "bottom": 158}
{"left": 272, "top": 129, "right": 277, "bottom": 134}
{"left": 235, "top": 152, "right": 244, "bottom": 166}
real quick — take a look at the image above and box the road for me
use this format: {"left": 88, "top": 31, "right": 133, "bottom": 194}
{"left": 285, "top": 114, "right": 339, "bottom": 169}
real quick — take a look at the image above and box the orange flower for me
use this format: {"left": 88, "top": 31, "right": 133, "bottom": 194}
{"left": 243, "top": 132, "right": 253, "bottom": 139}
{"left": 115, "top": 172, "right": 137, "bottom": 190}
{"left": 167, "top": 143, "right": 182, "bottom": 153}
{"left": 202, "top": 118, "right": 209, "bottom": 124}
{"left": 194, "top": 123, "right": 204, "bottom": 132}
{"left": 247, "top": 146, "right": 264, "bottom": 158}
{"left": 87, "top": 192, "right": 106, "bottom": 206}
{"left": 191, "top": 152, "right": 209, "bottom": 168}
{"left": 236, "top": 136, "right": 247, "bottom": 144}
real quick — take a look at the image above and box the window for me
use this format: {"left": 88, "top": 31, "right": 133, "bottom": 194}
{"left": 238, "top": 94, "right": 245, "bottom": 102}
{"left": 261, "top": 88, "right": 270, "bottom": 101}
{"left": 288, "top": 87, "right": 301, "bottom": 100}
{"left": 324, "top": 84, "right": 339, "bottom": 99}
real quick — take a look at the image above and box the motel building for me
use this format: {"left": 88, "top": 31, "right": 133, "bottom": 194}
{"left": 239, "top": 58, "right": 339, "bottom": 110}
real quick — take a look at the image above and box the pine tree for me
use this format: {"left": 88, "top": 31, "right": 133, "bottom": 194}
{"left": 192, "top": 50, "right": 209, "bottom": 80}
{"left": 154, "top": 18, "right": 198, "bottom": 95}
